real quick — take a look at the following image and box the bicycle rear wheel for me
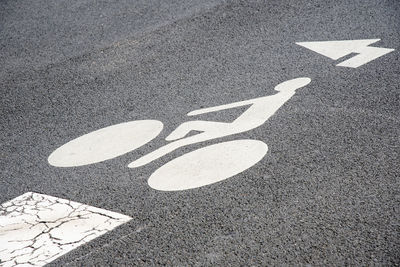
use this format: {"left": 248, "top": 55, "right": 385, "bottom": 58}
{"left": 48, "top": 120, "right": 163, "bottom": 167}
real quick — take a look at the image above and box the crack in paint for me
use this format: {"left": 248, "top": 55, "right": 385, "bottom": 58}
{"left": 0, "top": 192, "right": 131, "bottom": 267}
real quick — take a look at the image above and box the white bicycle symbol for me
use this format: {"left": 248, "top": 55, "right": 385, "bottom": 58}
{"left": 48, "top": 77, "right": 311, "bottom": 191}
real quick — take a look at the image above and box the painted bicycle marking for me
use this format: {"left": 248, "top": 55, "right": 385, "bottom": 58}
{"left": 48, "top": 77, "right": 311, "bottom": 191}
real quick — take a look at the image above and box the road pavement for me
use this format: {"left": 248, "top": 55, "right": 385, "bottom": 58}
{"left": 1, "top": 0, "right": 399, "bottom": 265}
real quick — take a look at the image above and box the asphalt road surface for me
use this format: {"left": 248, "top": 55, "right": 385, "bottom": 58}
{"left": 1, "top": 0, "right": 399, "bottom": 265}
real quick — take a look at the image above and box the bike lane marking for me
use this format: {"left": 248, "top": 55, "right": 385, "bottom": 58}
{"left": 47, "top": 78, "right": 310, "bottom": 191}
{"left": 128, "top": 77, "right": 311, "bottom": 169}
{"left": 0, "top": 192, "right": 131, "bottom": 267}
{"left": 0, "top": 36, "right": 396, "bottom": 265}
{"left": 296, "top": 39, "right": 395, "bottom": 68}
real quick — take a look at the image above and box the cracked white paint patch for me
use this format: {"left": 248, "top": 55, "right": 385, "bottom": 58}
{"left": 0, "top": 192, "right": 131, "bottom": 267}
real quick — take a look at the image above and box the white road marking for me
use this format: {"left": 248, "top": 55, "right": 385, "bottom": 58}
{"left": 48, "top": 120, "right": 163, "bottom": 167}
{"left": 296, "top": 39, "right": 395, "bottom": 68}
{"left": 129, "top": 77, "right": 311, "bottom": 168}
{"left": 0, "top": 192, "right": 131, "bottom": 267}
{"left": 148, "top": 139, "right": 268, "bottom": 191}
{"left": 47, "top": 78, "right": 311, "bottom": 191}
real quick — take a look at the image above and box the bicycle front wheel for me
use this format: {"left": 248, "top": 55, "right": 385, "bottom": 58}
{"left": 148, "top": 139, "right": 268, "bottom": 191}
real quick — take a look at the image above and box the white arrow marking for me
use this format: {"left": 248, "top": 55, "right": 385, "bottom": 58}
{"left": 296, "top": 39, "right": 395, "bottom": 68}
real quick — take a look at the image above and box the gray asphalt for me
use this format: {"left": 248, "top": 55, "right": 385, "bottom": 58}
{"left": 1, "top": 0, "right": 399, "bottom": 265}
